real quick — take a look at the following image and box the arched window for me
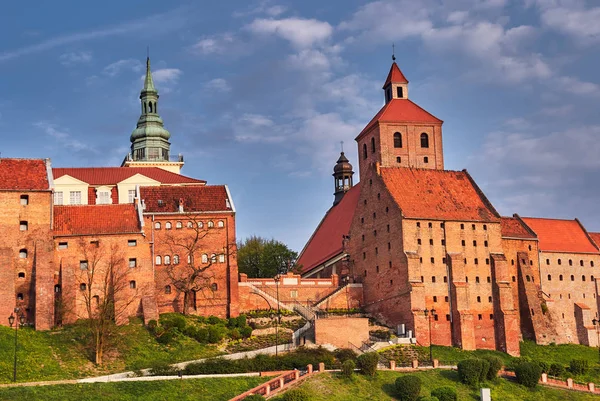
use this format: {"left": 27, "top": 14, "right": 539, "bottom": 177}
{"left": 211, "top": 254, "right": 217, "bottom": 263}
{"left": 165, "top": 222, "right": 172, "bottom": 230}
{"left": 420, "top": 133, "right": 429, "bottom": 148}
{"left": 148, "top": 102, "right": 153, "bottom": 113}
{"left": 362, "top": 144, "right": 367, "bottom": 159}
{"left": 155, "top": 222, "right": 161, "bottom": 229}
{"left": 173, "top": 255, "right": 179, "bottom": 265}
{"left": 176, "top": 221, "right": 183, "bottom": 229}
{"left": 201, "top": 254, "right": 208, "bottom": 264}
{"left": 208, "top": 221, "right": 214, "bottom": 228}
{"left": 217, "top": 220, "right": 224, "bottom": 228}
{"left": 165, "top": 285, "right": 171, "bottom": 294}
{"left": 370, "top": 137, "right": 375, "bottom": 153}
{"left": 164, "top": 255, "right": 171, "bottom": 265}
{"left": 17, "top": 293, "right": 24, "bottom": 301}
{"left": 211, "top": 283, "right": 218, "bottom": 291}
{"left": 143, "top": 103, "right": 147, "bottom": 114}
{"left": 155, "top": 255, "right": 162, "bottom": 265}
{"left": 80, "top": 283, "right": 87, "bottom": 291}
{"left": 187, "top": 221, "right": 193, "bottom": 228}
{"left": 93, "top": 295, "right": 100, "bottom": 306}
{"left": 571, "top": 275, "right": 575, "bottom": 281}
{"left": 393, "top": 132, "right": 402, "bottom": 148}
{"left": 559, "top": 274, "right": 563, "bottom": 281}
{"left": 187, "top": 254, "right": 193, "bottom": 264}
{"left": 582, "top": 275, "right": 586, "bottom": 281}
{"left": 130, "top": 280, "right": 136, "bottom": 289}
{"left": 19, "top": 249, "right": 27, "bottom": 259}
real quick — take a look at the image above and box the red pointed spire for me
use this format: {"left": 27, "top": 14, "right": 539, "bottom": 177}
{"left": 382, "top": 62, "right": 408, "bottom": 89}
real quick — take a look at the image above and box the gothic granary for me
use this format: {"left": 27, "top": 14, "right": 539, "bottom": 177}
{"left": 297, "top": 61, "right": 600, "bottom": 355}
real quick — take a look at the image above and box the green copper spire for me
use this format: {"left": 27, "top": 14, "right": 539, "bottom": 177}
{"left": 129, "top": 57, "right": 172, "bottom": 162}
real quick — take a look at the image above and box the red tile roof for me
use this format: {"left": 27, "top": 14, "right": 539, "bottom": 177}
{"left": 140, "top": 185, "right": 230, "bottom": 213}
{"left": 520, "top": 217, "right": 598, "bottom": 254}
{"left": 54, "top": 204, "right": 140, "bottom": 236}
{"left": 589, "top": 232, "right": 600, "bottom": 248}
{"left": 380, "top": 168, "right": 499, "bottom": 222}
{"left": 0, "top": 158, "right": 49, "bottom": 190}
{"left": 53, "top": 167, "right": 205, "bottom": 185}
{"left": 383, "top": 62, "right": 408, "bottom": 87}
{"left": 501, "top": 217, "right": 537, "bottom": 239}
{"left": 297, "top": 185, "right": 361, "bottom": 274}
{"left": 356, "top": 99, "right": 442, "bottom": 139}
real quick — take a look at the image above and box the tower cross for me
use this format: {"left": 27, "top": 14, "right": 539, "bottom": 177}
{"left": 392, "top": 43, "right": 396, "bottom": 61}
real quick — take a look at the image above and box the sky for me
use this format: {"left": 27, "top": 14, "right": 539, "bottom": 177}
{"left": 0, "top": 0, "right": 599, "bottom": 252}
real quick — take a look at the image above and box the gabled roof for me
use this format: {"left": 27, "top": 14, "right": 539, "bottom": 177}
{"left": 356, "top": 99, "right": 442, "bottom": 139}
{"left": 52, "top": 167, "right": 205, "bottom": 186}
{"left": 501, "top": 217, "right": 537, "bottom": 239}
{"left": 297, "top": 185, "right": 361, "bottom": 274}
{"left": 589, "top": 232, "right": 600, "bottom": 248}
{"left": 0, "top": 158, "right": 49, "bottom": 191}
{"left": 140, "top": 185, "right": 231, "bottom": 213}
{"left": 520, "top": 217, "right": 598, "bottom": 254}
{"left": 54, "top": 204, "right": 140, "bottom": 236}
{"left": 383, "top": 62, "right": 408, "bottom": 88}
{"left": 380, "top": 168, "right": 499, "bottom": 222}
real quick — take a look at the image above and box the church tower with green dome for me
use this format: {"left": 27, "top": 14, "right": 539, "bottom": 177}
{"left": 122, "top": 57, "right": 184, "bottom": 173}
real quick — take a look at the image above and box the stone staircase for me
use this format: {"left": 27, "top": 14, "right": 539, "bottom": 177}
{"left": 314, "top": 283, "right": 350, "bottom": 309}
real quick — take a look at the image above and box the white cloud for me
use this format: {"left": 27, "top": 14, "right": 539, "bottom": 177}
{"left": 103, "top": 59, "right": 143, "bottom": 77}
{"left": 151, "top": 68, "right": 182, "bottom": 85}
{"left": 59, "top": 51, "right": 92, "bottom": 66}
{"left": 191, "top": 33, "right": 235, "bottom": 55}
{"left": 556, "top": 76, "right": 600, "bottom": 96}
{"left": 247, "top": 17, "right": 333, "bottom": 48}
{"left": 34, "top": 121, "right": 95, "bottom": 153}
{"left": 205, "top": 78, "right": 231, "bottom": 92}
{"left": 539, "top": 5, "right": 600, "bottom": 44}
{"left": 287, "top": 49, "right": 332, "bottom": 70}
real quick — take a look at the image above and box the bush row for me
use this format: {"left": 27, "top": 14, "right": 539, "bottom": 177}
{"left": 394, "top": 375, "right": 456, "bottom": 401}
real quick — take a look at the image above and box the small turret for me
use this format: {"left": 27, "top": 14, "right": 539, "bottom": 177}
{"left": 333, "top": 151, "right": 354, "bottom": 206}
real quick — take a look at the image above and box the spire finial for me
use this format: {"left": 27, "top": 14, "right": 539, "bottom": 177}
{"left": 340, "top": 140, "right": 344, "bottom": 153}
{"left": 392, "top": 43, "right": 396, "bottom": 62}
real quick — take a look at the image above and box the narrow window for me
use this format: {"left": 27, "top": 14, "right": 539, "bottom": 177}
{"left": 18, "top": 272, "right": 25, "bottom": 278}
{"left": 424, "top": 156, "right": 429, "bottom": 164}
{"left": 54, "top": 285, "right": 61, "bottom": 293}
{"left": 396, "top": 156, "right": 401, "bottom": 163}
{"left": 16, "top": 293, "right": 24, "bottom": 301}
{"left": 485, "top": 258, "right": 490, "bottom": 265}
{"left": 512, "top": 276, "right": 516, "bottom": 282}
{"left": 202, "top": 254, "right": 208, "bottom": 264}
{"left": 474, "top": 258, "right": 479, "bottom": 265}
{"left": 443, "top": 276, "right": 447, "bottom": 283}
{"left": 511, "top": 259, "right": 514, "bottom": 265}
{"left": 592, "top": 261, "right": 595, "bottom": 267}
{"left": 376, "top": 266, "right": 379, "bottom": 273}
{"left": 129, "top": 258, "right": 137, "bottom": 268}
{"left": 441, "top": 239, "right": 445, "bottom": 246}
{"left": 487, "top": 276, "right": 491, "bottom": 283}
{"left": 211, "top": 283, "right": 218, "bottom": 291}
{"left": 219, "top": 254, "right": 225, "bottom": 263}
{"left": 362, "top": 144, "right": 367, "bottom": 159}
{"left": 580, "top": 260, "right": 584, "bottom": 266}
{"left": 429, "top": 239, "right": 433, "bottom": 245}
{"left": 433, "top": 296, "right": 438, "bottom": 302}
{"left": 165, "top": 222, "right": 172, "bottom": 230}
{"left": 371, "top": 137, "right": 375, "bottom": 153}
{"left": 476, "top": 276, "right": 480, "bottom": 283}
{"left": 20, "top": 221, "right": 28, "bottom": 231}
{"left": 428, "top": 222, "right": 433, "bottom": 228}
{"left": 417, "top": 222, "right": 421, "bottom": 228}
{"left": 130, "top": 281, "right": 136, "bottom": 289}
{"left": 430, "top": 257, "right": 434, "bottom": 263}
{"left": 548, "top": 274, "right": 552, "bottom": 281}
{"left": 164, "top": 255, "right": 171, "bottom": 265}
{"left": 472, "top": 224, "right": 476, "bottom": 230}
{"left": 546, "top": 259, "right": 549, "bottom": 265}
{"left": 484, "top": 241, "right": 488, "bottom": 247}
{"left": 208, "top": 221, "right": 215, "bottom": 228}
{"left": 483, "top": 225, "right": 487, "bottom": 230}
{"left": 559, "top": 274, "right": 563, "bottom": 281}
{"left": 571, "top": 275, "right": 575, "bottom": 281}
{"left": 488, "top": 296, "right": 492, "bottom": 302}
{"left": 558, "top": 259, "right": 562, "bottom": 265}
{"left": 165, "top": 285, "right": 171, "bottom": 294}
{"left": 80, "top": 283, "right": 87, "bottom": 291}
{"left": 446, "top": 314, "right": 450, "bottom": 321}
{"left": 198, "top": 221, "right": 204, "bottom": 228}
{"left": 393, "top": 132, "right": 402, "bottom": 148}
{"left": 582, "top": 275, "right": 586, "bottom": 281}
{"left": 461, "top": 240, "right": 465, "bottom": 246}
{"left": 460, "top": 223, "right": 464, "bottom": 229}
{"left": 387, "top": 242, "right": 391, "bottom": 250}
{"left": 155, "top": 256, "right": 162, "bottom": 265}
{"left": 187, "top": 221, "right": 193, "bottom": 228}
{"left": 80, "top": 260, "right": 88, "bottom": 270}
{"left": 477, "top": 296, "right": 481, "bottom": 302}
{"left": 155, "top": 222, "right": 161, "bottom": 229}
{"left": 174, "top": 255, "right": 180, "bottom": 264}
{"left": 478, "top": 314, "right": 482, "bottom": 321}
{"left": 176, "top": 221, "right": 183, "bottom": 229}
{"left": 420, "top": 133, "right": 429, "bottom": 148}
{"left": 473, "top": 240, "right": 477, "bottom": 246}
{"left": 569, "top": 259, "right": 573, "bottom": 266}
{"left": 397, "top": 86, "right": 403, "bottom": 98}
{"left": 19, "top": 249, "right": 27, "bottom": 259}
{"left": 20, "top": 195, "right": 29, "bottom": 206}
{"left": 432, "top": 276, "right": 436, "bottom": 283}
{"left": 218, "top": 221, "right": 225, "bottom": 228}
{"left": 490, "top": 314, "right": 494, "bottom": 320}
{"left": 128, "top": 240, "right": 137, "bottom": 247}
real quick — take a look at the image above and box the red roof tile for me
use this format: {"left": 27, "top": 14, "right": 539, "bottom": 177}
{"left": 501, "top": 217, "right": 536, "bottom": 239}
{"left": 0, "top": 158, "right": 49, "bottom": 190}
{"left": 54, "top": 204, "right": 140, "bottom": 236}
{"left": 356, "top": 99, "right": 442, "bottom": 139}
{"left": 589, "top": 232, "right": 600, "bottom": 248}
{"left": 520, "top": 217, "right": 598, "bottom": 254}
{"left": 383, "top": 62, "right": 408, "bottom": 88}
{"left": 53, "top": 167, "right": 205, "bottom": 185}
{"left": 380, "top": 168, "right": 499, "bottom": 222}
{"left": 297, "top": 185, "right": 361, "bottom": 274}
{"left": 140, "top": 185, "right": 230, "bottom": 213}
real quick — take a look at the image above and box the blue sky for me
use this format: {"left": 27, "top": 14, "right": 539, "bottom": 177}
{"left": 1, "top": 0, "right": 599, "bottom": 252}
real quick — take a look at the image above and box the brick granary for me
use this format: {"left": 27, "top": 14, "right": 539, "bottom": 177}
{"left": 297, "top": 61, "right": 600, "bottom": 355}
{"left": 0, "top": 58, "right": 238, "bottom": 330}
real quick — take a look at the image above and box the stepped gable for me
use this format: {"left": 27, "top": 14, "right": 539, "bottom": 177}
{"left": 140, "top": 185, "right": 230, "bottom": 213}
{"left": 0, "top": 158, "right": 49, "bottom": 190}
{"left": 501, "top": 216, "right": 536, "bottom": 239}
{"left": 53, "top": 167, "right": 205, "bottom": 185}
{"left": 54, "top": 204, "right": 140, "bottom": 236}
{"left": 520, "top": 217, "right": 599, "bottom": 253}
{"left": 356, "top": 99, "right": 442, "bottom": 139}
{"left": 380, "top": 167, "right": 499, "bottom": 222}
{"left": 297, "top": 184, "right": 361, "bottom": 274}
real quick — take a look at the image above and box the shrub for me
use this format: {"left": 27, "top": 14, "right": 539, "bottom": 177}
{"left": 240, "top": 326, "right": 253, "bottom": 338}
{"left": 195, "top": 328, "right": 209, "bottom": 343}
{"left": 282, "top": 388, "right": 310, "bottom": 401}
{"left": 479, "top": 358, "right": 490, "bottom": 383}
{"left": 417, "top": 397, "right": 439, "bottom": 401}
{"left": 159, "top": 314, "right": 186, "bottom": 332}
{"left": 148, "top": 361, "right": 177, "bottom": 376}
{"left": 357, "top": 352, "right": 379, "bottom": 376}
{"left": 515, "top": 361, "right": 542, "bottom": 388}
{"left": 394, "top": 375, "right": 422, "bottom": 401}
{"left": 482, "top": 355, "right": 503, "bottom": 380}
{"left": 207, "top": 325, "right": 226, "bottom": 343}
{"left": 156, "top": 328, "right": 176, "bottom": 344}
{"left": 536, "top": 360, "right": 550, "bottom": 374}
{"left": 183, "top": 325, "right": 198, "bottom": 339}
{"left": 431, "top": 386, "right": 457, "bottom": 401}
{"left": 146, "top": 319, "right": 158, "bottom": 334}
{"left": 569, "top": 359, "right": 589, "bottom": 375}
{"left": 237, "top": 315, "right": 247, "bottom": 328}
{"left": 334, "top": 348, "right": 358, "bottom": 363}
{"left": 341, "top": 359, "right": 355, "bottom": 378}
{"left": 229, "top": 328, "right": 242, "bottom": 340}
{"left": 457, "top": 359, "right": 483, "bottom": 386}
{"left": 549, "top": 363, "right": 566, "bottom": 377}
{"left": 207, "top": 315, "right": 223, "bottom": 325}
{"left": 243, "top": 395, "right": 265, "bottom": 401}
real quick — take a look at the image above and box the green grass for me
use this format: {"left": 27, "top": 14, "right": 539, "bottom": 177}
{"left": 0, "top": 376, "right": 267, "bottom": 401}
{"left": 275, "top": 370, "right": 600, "bottom": 401}
{"left": 0, "top": 319, "right": 221, "bottom": 383}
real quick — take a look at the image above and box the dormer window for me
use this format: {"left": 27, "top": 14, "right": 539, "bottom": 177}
{"left": 396, "top": 86, "right": 403, "bottom": 98}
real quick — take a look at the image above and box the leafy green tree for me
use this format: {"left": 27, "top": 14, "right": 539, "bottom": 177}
{"left": 237, "top": 236, "right": 298, "bottom": 278}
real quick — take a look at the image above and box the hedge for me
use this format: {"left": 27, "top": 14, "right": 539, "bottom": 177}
{"left": 515, "top": 361, "right": 542, "bottom": 388}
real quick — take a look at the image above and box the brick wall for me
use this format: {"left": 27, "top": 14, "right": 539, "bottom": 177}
{"left": 314, "top": 317, "right": 369, "bottom": 348}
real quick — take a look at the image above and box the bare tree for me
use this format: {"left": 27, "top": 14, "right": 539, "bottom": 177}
{"left": 76, "top": 239, "right": 136, "bottom": 365}
{"left": 162, "top": 214, "right": 234, "bottom": 315}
